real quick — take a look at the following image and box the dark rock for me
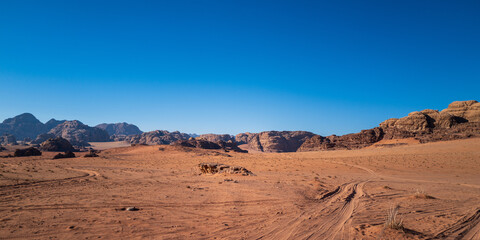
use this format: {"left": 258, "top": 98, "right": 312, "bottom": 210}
{"left": 40, "top": 137, "right": 76, "bottom": 152}
{"left": 84, "top": 150, "right": 100, "bottom": 157}
{"left": 95, "top": 122, "right": 142, "bottom": 136}
{"left": 53, "top": 151, "right": 76, "bottom": 159}
{"left": 14, "top": 147, "right": 42, "bottom": 157}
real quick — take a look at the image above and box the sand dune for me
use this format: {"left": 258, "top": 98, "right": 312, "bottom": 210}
{"left": 0, "top": 138, "right": 479, "bottom": 239}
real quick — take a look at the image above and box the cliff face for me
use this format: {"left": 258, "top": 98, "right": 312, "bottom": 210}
{"left": 235, "top": 131, "right": 315, "bottom": 152}
{"left": 125, "top": 130, "right": 190, "bottom": 145}
{"left": 299, "top": 100, "right": 480, "bottom": 152}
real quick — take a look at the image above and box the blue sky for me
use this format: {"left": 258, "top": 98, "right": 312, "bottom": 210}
{"left": 0, "top": 0, "right": 479, "bottom": 135}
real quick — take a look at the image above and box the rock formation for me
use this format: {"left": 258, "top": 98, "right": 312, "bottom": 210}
{"left": 0, "top": 113, "right": 46, "bottom": 140}
{"left": 48, "top": 120, "right": 110, "bottom": 146}
{"left": 32, "top": 133, "right": 56, "bottom": 144}
{"left": 0, "top": 134, "right": 17, "bottom": 145}
{"left": 235, "top": 131, "right": 315, "bottom": 152}
{"left": 95, "top": 122, "right": 142, "bottom": 136}
{"left": 40, "top": 137, "right": 76, "bottom": 152}
{"left": 172, "top": 138, "right": 247, "bottom": 153}
{"left": 198, "top": 134, "right": 235, "bottom": 142}
{"left": 14, "top": 147, "right": 42, "bottom": 157}
{"left": 53, "top": 151, "right": 76, "bottom": 159}
{"left": 299, "top": 100, "right": 480, "bottom": 152}
{"left": 125, "top": 130, "right": 190, "bottom": 145}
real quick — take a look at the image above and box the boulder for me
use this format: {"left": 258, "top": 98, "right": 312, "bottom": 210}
{"left": 14, "top": 147, "right": 42, "bottom": 157}
{"left": 53, "top": 151, "right": 76, "bottom": 159}
{"left": 40, "top": 137, "right": 76, "bottom": 152}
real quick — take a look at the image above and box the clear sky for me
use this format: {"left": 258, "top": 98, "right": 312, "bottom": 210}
{"left": 0, "top": 1, "right": 479, "bottom": 135}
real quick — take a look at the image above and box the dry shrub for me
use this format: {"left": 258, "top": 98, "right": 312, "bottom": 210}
{"left": 384, "top": 205, "right": 404, "bottom": 230}
{"left": 413, "top": 189, "right": 435, "bottom": 199}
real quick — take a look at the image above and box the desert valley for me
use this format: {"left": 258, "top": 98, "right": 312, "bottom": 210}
{"left": 0, "top": 100, "right": 479, "bottom": 239}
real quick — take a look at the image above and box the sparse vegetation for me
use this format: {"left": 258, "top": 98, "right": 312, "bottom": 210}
{"left": 384, "top": 205, "right": 404, "bottom": 230}
{"left": 413, "top": 188, "right": 435, "bottom": 199}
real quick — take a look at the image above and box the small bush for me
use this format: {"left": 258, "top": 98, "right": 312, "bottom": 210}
{"left": 384, "top": 205, "right": 404, "bottom": 230}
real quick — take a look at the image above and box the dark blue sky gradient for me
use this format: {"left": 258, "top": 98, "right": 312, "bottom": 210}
{"left": 0, "top": 1, "right": 479, "bottom": 135}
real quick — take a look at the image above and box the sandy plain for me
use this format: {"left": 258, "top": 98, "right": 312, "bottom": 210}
{"left": 0, "top": 138, "right": 479, "bottom": 239}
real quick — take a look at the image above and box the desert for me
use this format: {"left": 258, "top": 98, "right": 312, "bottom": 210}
{"left": 0, "top": 137, "right": 479, "bottom": 239}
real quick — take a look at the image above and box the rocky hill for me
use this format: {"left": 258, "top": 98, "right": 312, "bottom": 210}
{"left": 198, "top": 134, "right": 235, "bottom": 142}
{"left": 235, "top": 131, "right": 315, "bottom": 152}
{"left": 48, "top": 120, "right": 110, "bottom": 146}
{"left": 95, "top": 122, "right": 142, "bottom": 136}
{"left": 0, "top": 134, "right": 17, "bottom": 145}
{"left": 125, "top": 130, "right": 190, "bottom": 145}
{"left": 0, "top": 113, "right": 66, "bottom": 141}
{"left": 299, "top": 100, "right": 480, "bottom": 151}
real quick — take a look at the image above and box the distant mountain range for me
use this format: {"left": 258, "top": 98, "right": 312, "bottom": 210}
{"left": 0, "top": 100, "right": 479, "bottom": 151}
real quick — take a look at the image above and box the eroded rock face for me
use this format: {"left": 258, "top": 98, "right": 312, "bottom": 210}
{"left": 441, "top": 100, "right": 480, "bottom": 122}
{"left": 95, "top": 122, "right": 142, "bottom": 136}
{"left": 173, "top": 138, "right": 248, "bottom": 153}
{"left": 0, "top": 134, "right": 17, "bottom": 145}
{"left": 40, "top": 137, "right": 76, "bottom": 152}
{"left": 125, "top": 130, "right": 190, "bottom": 145}
{"left": 198, "top": 134, "right": 235, "bottom": 142}
{"left": 300, "top": 100, "right": 480, "bottom": 151}
{"left": 298, "top": 128, "right": 384, "bottom": 151}
{"left": 235, "top": 131, "right": 315, "bottom": 152}
{"left": 48, "top": 120, "right": 110, "bottom": 146}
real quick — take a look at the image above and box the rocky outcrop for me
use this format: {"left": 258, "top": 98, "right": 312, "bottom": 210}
{"left": 53, "top": 151, "right": 76, "bottom": 159}
{"left": 125, "top": 130, "right": 190, "bottom": 145}
{"left": 14, "top": 147, "right": 42, "bottom": 157}
{"left": 300, "top": 100, "right": 480, "bottom": 152}
{"left": 440, "top": 100, "right": 480, "bottom": 123}
{"left": 198, "top": 134, "right": 235, "bottom": 142}
{"left": 44, "top": 119, "right": 66, "bottom": 132}
{"left": 95, "top": 122, "right": 142, "bottom": 136}
{"left": 0, "top": 134, "right": 17, "bottom": 145}
{"left": 40, "top": 137, "right": 76, "bottom": 152}
{"left": 298, "top": 128, "right": 384, "bottom": 151}
{"left": 235, "top": 131, "right": 315, "bottom": 152}
{"left": 32, "top": 133, "right": 56, "bottom": 144}
{"left": 48, "top": 120, "right": 110, "bottom": 146}
{"left": 172, "top": 138, "right": 247, "bottom": 153}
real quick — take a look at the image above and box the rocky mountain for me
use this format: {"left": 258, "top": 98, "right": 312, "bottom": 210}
{"left": 48, "top": 120, "right": 110, "bottom": 146}
{"left": 235, "top": 131, "right": 315, "bottom": 152}
{"left": 198, "top": 134, "right": 235, "bottom": 142}
{"left": 0, "top": 113, "right": 46, "bottom": 140}
{"left": 125, "top": 130, "right": 190, "bottom": 145}
{"left": 172, "top": 138, "right": 247, "bottom": 153}
{"left": 299, "top": 100, "right": 480, "bottom": 151}
{"left": 0, "top": 113, "right": 66, "bottom": 140}
{"left": 95, "top": 122, "right": 142, "bottom": 136}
